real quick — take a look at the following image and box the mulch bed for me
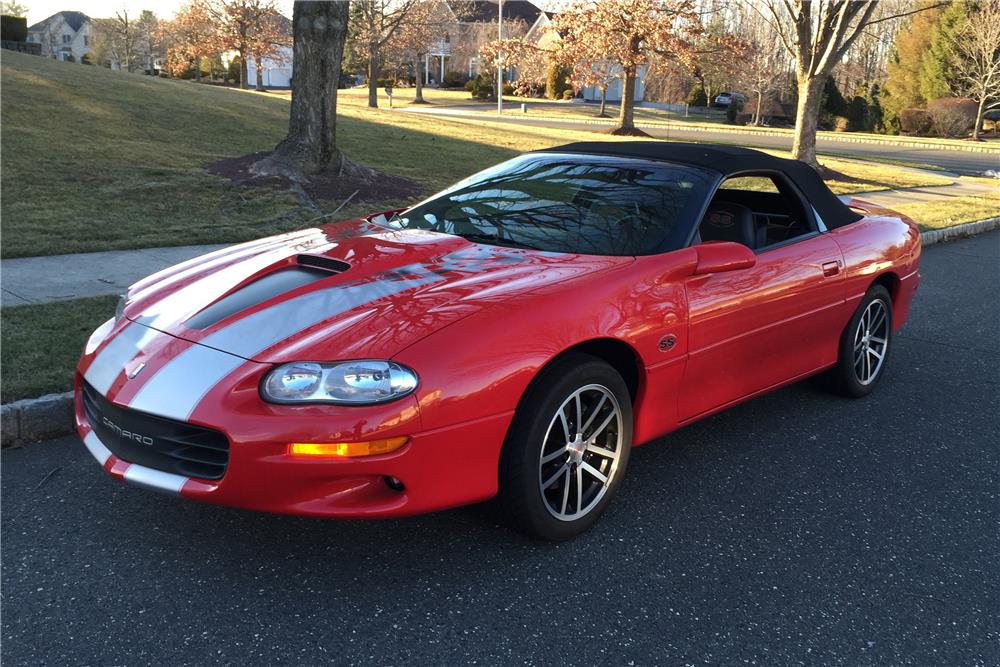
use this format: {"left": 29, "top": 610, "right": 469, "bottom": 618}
{"left": 206, "top": 151, "right": 422, "bottom": 203}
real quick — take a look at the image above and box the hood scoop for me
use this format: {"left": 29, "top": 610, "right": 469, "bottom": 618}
{"left": 185, "top": 255, "right": 350, "bottom": 331}
{"left": 297, "top": 254, "right": 351, "bottom": 273}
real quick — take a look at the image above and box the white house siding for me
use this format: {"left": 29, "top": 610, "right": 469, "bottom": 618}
{"left": 247, "top": 47, "right": 293, "bottom": 88}
{"left": 27, "top": 13, "right": 93, "bottom": 62}
{"left": 582, "top": 65, "right": 647, "bottom": 103}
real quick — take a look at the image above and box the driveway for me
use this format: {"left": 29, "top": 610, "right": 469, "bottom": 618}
{"left": 403, "top": 107, "right": 1000, "bottom": 176}
{"left": 2, "top": 232, "right": 997, "bottom": 665}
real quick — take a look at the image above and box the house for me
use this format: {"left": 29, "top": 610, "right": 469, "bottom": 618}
{"left": 240, "top": 10, "right": 293, "bottom": 88}
{"left": 246, "top": 46, "right": 293, "bottom": 89}
{"left": 27, "top": 11, "right": 92, "bottom": 62}
{"left": 521, "top": 9, "right": 647, "bottom": 103}
{"left": 422, "top": 0, "right": 541, "bottom": 84}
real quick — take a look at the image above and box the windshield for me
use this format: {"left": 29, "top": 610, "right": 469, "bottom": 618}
{"left": 380, "top": 153, "right": 714, "bottom": 256}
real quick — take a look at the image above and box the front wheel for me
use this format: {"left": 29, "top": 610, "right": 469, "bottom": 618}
{"left": 498, "top": 353, "right": 632, "bottom": 541}
{"left": 825, "top": 284, "right": 893, "bottom": 397}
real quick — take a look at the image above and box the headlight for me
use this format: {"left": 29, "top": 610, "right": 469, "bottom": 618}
{"left": 261, "top": 360, "right": 418, "bottom": 405}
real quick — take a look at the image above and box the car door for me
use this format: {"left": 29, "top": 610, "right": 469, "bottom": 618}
{"left": 677, "top": 175, "right": 847, "bottom": 422}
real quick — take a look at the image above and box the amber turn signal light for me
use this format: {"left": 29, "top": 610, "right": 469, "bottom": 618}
{"left": 288, "top": 437, "right": 409, "bottom": 458}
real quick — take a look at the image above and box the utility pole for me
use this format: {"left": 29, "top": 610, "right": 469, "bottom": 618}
{"left": 497, "top": 0, "right": 503, "bottom": 115}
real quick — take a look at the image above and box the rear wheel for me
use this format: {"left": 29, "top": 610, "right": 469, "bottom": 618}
{"left": 825, "top": 285, "right": 893, "bottom": 397}
{"left": 498, "top": 353, "right": 632, "bottom": 541}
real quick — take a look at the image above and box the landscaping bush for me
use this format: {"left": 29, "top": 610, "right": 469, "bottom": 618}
{"left": 442, "top": 70, "right": 468, "bottom": 88}
{"left": 686, "top": 82, "right": 707, "bottom": 107}
{"left": 832, "top": 115, "right": 850, "bottom": 132}
{"left": 725, "top": 97, "right": 744, "bottom": 124}
{"left": 562, "top": 89, "right": 573, "bottom": 100}
{"left": 900, "top": 108, "right": 933, "bottom": 135}
{"left": 468, "top": 73, "right": 494, "bottom": 100}
{"left": 464, "top": 79, "right": 475, "bottom": 93}
{"left": 927, "top": 97, "right": 978, "bottom": 138}
{"left": 847, "top": 94, "right": 869, "bottom": 132}
{"left": 226, "top": 56, "right": 241, "bottom": 83}
{"left": 821, "top": 76, "right": 849, "bottom": 117}
{"left": 1, "top": 15, "right": 28, "bottom": 42}
{"left": 546, "top": 63, "right": 572, "bottom": 100}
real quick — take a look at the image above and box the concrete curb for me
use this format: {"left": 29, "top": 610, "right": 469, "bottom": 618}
{"left": 1, "top": 392, "right": 74, "bottom": 447}
{"left": 461, "top": 109, "right": 1000, "bottom": 155}
{"left": 1, "top": 218, "right": 997, "bottom": 447}
{"left": 919, "top": 216, "right": 1000, "bottom": 246}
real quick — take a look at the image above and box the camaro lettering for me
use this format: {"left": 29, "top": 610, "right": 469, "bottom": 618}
{"left": 101, "top": 416, "right": 154, "bottom": 446}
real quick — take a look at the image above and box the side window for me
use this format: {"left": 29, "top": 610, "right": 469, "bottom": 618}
{"left": 695, "top": 173, "right": 814, "bottom": 250}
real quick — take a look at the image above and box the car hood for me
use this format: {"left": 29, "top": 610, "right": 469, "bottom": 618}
{"left": 122, "top": 217, "right": 630, "bottom": 363}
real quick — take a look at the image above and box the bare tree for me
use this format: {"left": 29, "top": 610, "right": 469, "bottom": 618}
{"left": 353, "top": 0, "right": 421, "bottom": 108}
{"left": 0, "top": 1, "right": 27, "bottom": 17}
{"left": 134, "top": 10, "right": 159, "bottom": 72}
{"left": 950, "top": 0, "right": 1000, "bottom": 140}
{"left": 207, "top": 0, "right": 279, "bottom": 89}
{"left": 381, "top": 0, "right": 452, "bottom": 104}
{"left": 92, "top": 11, "right": 140, "bottom": 71}
{"left": 253, "top": 1, "right": 369, "bottom": 180}
{"left": 763, "top": 1, "right": 939, "bottom": 169}
{"left": 737, "top": 7, "right": 786, "bottom": 125}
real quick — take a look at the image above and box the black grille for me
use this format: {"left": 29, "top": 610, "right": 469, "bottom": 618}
{"left": 82, "top": 381, "right": 229, "bottom": 480}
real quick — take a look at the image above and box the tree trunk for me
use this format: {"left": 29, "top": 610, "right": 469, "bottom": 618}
{"left": 367, "top": 43, "right": 379, "bottom": 108}
{"left": 413, "top": 54, "right": 425, "bottom": 103}
{"left": 599, "top": 86, "right": 607, "bottom": 117}
{"left": 239, "top": 50, "right": 248, "bottom": 89}
{"left": 754, "top": 90, "right": 763, "bottom": 125}
{"left": 973, "top": 97, "right": 985, "bottom": 141}
{"left": 194, "top": 55, "right": 201, "bottom": 82}
{"left": 253, "top": 1, "right": 367, "bottom": 179}
{"left": 617, "top": 69, "right": 636, "bottom": 131}
{"left": 255, "top": 54, "right": 264, "bottom": 91}
{"left": 791, "top": 75, "right": 824, "bottom": 168}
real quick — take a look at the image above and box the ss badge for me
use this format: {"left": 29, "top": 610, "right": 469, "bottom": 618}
{"left": 658, "top": 334, "right": 676, "bottom": 352}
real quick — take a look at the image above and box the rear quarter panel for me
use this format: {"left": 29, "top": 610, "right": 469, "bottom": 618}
{"left": 828, "top": 200, "right": 921, "bottom": 331}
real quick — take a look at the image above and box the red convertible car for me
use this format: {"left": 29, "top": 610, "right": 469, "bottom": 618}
{"left": 76, "top": 142, "right": 921, "bottom": 540}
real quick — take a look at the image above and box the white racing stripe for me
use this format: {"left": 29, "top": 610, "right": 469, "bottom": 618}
{"left": 123, "top": 464, "right": 187, "bottom": 495}
{"left": 128, "top": 267, "right": 444, "bottom": 421}
{"left": 128, "top": 343, "right": 246, "bottom": 421}
{"left": 135, "top": 249, "right": 296, "bottom": 331}
{"left": 83, "top": 431, "right": 113, "bottom": 467}
{"left": 83, "top": 323, "right": 163, "bottom": 395}
{"left": 200, "top": 270, "right": 444, "bottom": 358}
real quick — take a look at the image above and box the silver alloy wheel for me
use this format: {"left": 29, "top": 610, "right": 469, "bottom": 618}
{"left": 537, "top": 384, "right": 624, "bottom": 522}
{"left": 854, "top": 299, "right": 889, "bottom": 385}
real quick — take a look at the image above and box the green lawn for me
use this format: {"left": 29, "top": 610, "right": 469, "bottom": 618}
{"left": 0, "top": 295, "right": 117, "bottom": 402}
{"left": 3, "top": 52, "right": 964, "bottom": 259}
{"left": 2, "top": 53, "right": 994, "bottom": 402}
{"left": 896, "top": 194, "right": 1000, "bottom": 231}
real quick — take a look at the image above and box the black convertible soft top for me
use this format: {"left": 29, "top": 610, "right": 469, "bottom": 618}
{"left": 539, "top": 141, "right": 862, "bottom": 229}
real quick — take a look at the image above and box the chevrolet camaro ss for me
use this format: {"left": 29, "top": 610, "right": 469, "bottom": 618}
{"left": 76, "top": 142, "right": 921, "bottom": 540}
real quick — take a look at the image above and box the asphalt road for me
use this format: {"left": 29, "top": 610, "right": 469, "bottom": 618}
{"left": 3, "top": 232, "right": 998, "bottom": 666}
{"left": 406, "top": 108, "right": 1000, "bottom": 176}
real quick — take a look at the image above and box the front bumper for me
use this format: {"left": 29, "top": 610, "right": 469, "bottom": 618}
{"left": 75, "top": 376, "right": 514, "bottom": 519}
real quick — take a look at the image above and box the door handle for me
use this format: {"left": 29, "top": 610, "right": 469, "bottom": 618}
{"left": 822, "top": 261, "right": 841, "bottom": 277}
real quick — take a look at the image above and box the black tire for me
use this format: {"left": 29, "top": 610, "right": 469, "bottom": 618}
{"left": 497, "top": 352, "right": 632, "bottom": 541}
{"left": 825, "top": 284, "right": 893, "bottom": 398}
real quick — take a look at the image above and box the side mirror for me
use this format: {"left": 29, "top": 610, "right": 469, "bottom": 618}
{"left": 693, "top": 241, "right": 756, "bottom": 275}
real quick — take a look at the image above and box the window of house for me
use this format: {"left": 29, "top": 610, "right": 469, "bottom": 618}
{"left": 62, "top": 34, "right": 72, "bottom": 43}
{"left": 695, "top": 173, "right": 814, "bottom": 251}
{"left": 84, "top": 36, "right": 89, "bottom": 46}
